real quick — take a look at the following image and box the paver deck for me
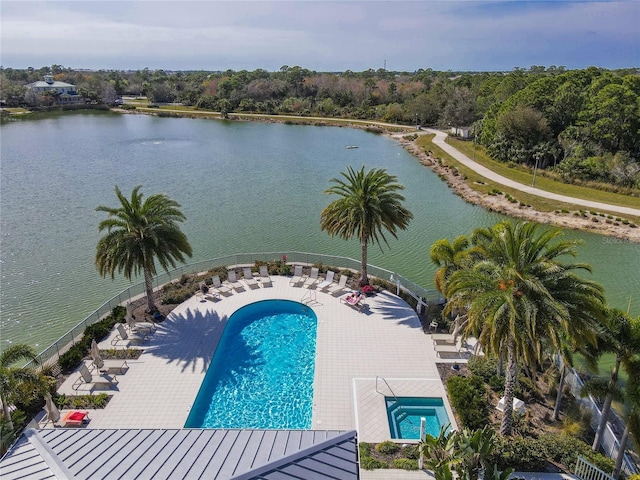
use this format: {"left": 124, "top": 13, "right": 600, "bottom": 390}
{"left": 55, "top": 275, "right": 461, "bottom": 442}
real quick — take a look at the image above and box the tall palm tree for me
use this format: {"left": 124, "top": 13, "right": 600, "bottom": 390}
{"left": 0, "top": 344, "right": 41, "bottom": 431}
{"left": 320, "top": 166, "right": 413, "bottom": 286}
{"left": 589, "top": 309, "right": 640, "bottom": 452}
{"left": 443, "top": 221, "right": 605, "bottom": 436}
{"left": 96, "top": 185, "right": 193, "bottom": 312}
{"left": 613, "top": 357, "right": 640, "bottom": 478}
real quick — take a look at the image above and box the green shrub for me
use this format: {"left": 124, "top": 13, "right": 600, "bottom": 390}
{"left": 391, "top": 458, "right": 419, "bottom": 470}
{"left": 83, "top": 322, "right": 111, "bottom": 343}
{"left": 537, "top": 433, "right": 615, "bottom": 472}
{"left": 120, "top": 104, "right": 136, "bottom": 110}
{"left": 358, "top": 442, "right": 373, "bottom": 456}
{"left": 360, "top": 457, "right": 388, "bottom": 470}
{"left": 400, "top": 444, "right": 419, "bottom": 459}
{"left": 447, "top": 374, "right": 489, "bottom": 429}
{"left": 489, "top": 436, "right": 547, "bottom": 471}
{"left": 375, "top": 440, "right": 400, "bottom": 455}
{"left": 468, "top": 357, "right": 498, "bottom": 382}
{"left": 58, "top": 344, "right": 84, "bottom": 372}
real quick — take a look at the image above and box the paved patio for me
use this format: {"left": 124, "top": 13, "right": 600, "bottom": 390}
{"left": 54, "top": 274, "right": 462, "bottom": 445}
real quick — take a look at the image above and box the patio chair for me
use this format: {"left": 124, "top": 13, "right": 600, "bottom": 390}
{"left": 242, "top": 267, "right": 259, "bottom": 289}
{"left": 341, "top": 291, "right": 366, "bottom": 311}
{"left": 126, "top": 314, "right": 156, "bottom": 335}
{"left": 112, "top": 323, "right": 148, "bottom": 346}
{"left": 224, "top": 269, "right": 245, "bottom": 292}
{"left": 315, "top": 270, "right": 335, "bottom": 291}
{"left": 62, "top": 410, "right": 90, "bottom": 427}
{"left": 289, "top": 265, "right": 304, "bottom": 287}
{"left": 258, "top": 265, "right": 272, "bottom": 287}
{"left": 211, "top": 275, "right": 232, "bottom": 295}
{"left": 302, "top": 267, "right": 320, "bottom": 288}
{"left": 327, "top": 275, "right": 348, "bottom": 296}
{"left": 72, "top": 364, "right": 118, "bottom": 391}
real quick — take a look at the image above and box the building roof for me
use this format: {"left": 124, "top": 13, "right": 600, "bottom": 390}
{"left": 0, "top": 429, "right": 359, "bottom": 480}
{"left": 26, "top": 80, "right": 76, "bottom": 88}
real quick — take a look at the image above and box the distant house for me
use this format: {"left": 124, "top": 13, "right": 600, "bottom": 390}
{"left": 450, "top": 126, "right": 472, "bottom": 139}
{"left": 25, "top": 75, "right": 82, "bottom": 103}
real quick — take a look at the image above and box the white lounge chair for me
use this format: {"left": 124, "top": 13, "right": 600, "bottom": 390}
{"left": 327, "top": 275, "right": 348, "bottom": 295}
{"left": 242, "top": 267, "right": 259, "bottom": 289}
{"left": 258, "top": 265, "right": 272, "bottom": 287}
{"left": 211, "top": 275, "right": 232, "bottom": 295}
{"left": 303, "top": 267, "right": 319, "bottom": 288}
{"left": 126, "top": 314, "right": 156, "bottom": 335}
{"left": 315, "top": 270, "right": 335, "bottom": 291}
{"left": 289, "top": 265, "right": 304, "bottom": 287}
{"left": 72, "top": 363, "right": 118, "bottom": 391}
{"left": 111, "top": 323, "right": 148, "bottom": 346}
{"left": 225, "top": 270, "right": 245, "bottom": 292}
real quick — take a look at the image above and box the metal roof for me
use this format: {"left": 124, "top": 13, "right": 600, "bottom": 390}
{"left": 0, "top": 429, "right": 359, "bottom": 480}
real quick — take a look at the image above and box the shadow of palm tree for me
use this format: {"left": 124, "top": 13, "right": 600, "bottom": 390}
{"left": 142, "top": 307, "right": 232, "bottom": 374}
{"left": 370, "top": 292, "right": 422, "bottom": 328}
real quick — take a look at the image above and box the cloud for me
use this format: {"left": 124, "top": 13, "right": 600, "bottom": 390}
{"left": 1, "top": 1, "right": 638, "bottom": 71}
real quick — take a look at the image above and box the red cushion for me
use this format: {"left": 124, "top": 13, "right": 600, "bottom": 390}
{"left": 67, "top": 411, "right": 86, "bottom": 422}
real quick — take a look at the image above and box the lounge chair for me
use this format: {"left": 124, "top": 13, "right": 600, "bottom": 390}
{"left": 62, "top": 410, "right": 89, "bottom": 427}
{"left": 242, "top": 267, "right": 259, "bottom": 289}
{"left": 327, "top": 275, "right": 348, "bottom": 296}
{"left": 315, "top": 270, "right": 335, "bottom": 291}
{"left": 112, "top": 323, "right": 148, "bottom": 346}
{"left": 341, "top": 291, "right": 366, "bottom": 311}
{"left": 225, "top": 269, "right": 245, "bottom": 292}
{"left": 126, "top": 314, "right": 156, "bottom": 335}
{"left": 211, "top": 275, "right": 232, "bottom": 295}
{"left": 431, "top": 333, "right": 456, "bottom": 346}
{"left": 258, "top": 265, "right": 272, "bottom": 287}
{"left": 302, "top": 267, "right": 319, "bottom": 288}
{"left": 289, "top": 265, "right": 304, "bottom": 287}
{"left": 72, "top": 364, "right": 118, "bottom": 391}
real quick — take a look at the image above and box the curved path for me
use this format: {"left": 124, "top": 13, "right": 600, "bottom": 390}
{"left": 424, "top": 128, "right": 640, "bottom": 218}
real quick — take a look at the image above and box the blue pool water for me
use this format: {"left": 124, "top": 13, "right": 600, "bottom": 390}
{"left": 386, "top": 397, "right": 450, "bottom": 440}
{"left": 185, "top": 300, "right": 317, "bottom": 429}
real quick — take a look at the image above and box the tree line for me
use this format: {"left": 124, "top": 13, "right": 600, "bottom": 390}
{"left": 2, "top": 64, "right": 639, "bottom": 189}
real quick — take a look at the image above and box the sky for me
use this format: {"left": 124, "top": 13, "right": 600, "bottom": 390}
{"left": 1, "top": 1, "right": 639, "bottom": 72}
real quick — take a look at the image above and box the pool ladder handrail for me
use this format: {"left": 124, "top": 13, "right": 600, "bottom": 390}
{"left": 376, "top": 376, "right": 418, "bottom": 428}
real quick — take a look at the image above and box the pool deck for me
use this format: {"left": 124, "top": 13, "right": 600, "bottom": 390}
{"left": 53, "top": 274, "right": 464, "bottom": 446}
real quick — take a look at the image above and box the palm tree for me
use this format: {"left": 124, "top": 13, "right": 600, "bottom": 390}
{"left": 589, "top": 309, "right": 640, "bottom": 452}
{"left": 443, "top": 221, "right": 605, "bottom": 436}
{"left": 320, "top": 166, "right": 413, "bottom": 286}
{"left": 96, "top": 185, "right": 193, "bottom": 313}
{"left": 0, "top": 344, "right": 41, "bottom": 431}
{"left": 613, "top": 357, "right": 640, "bottom": 478}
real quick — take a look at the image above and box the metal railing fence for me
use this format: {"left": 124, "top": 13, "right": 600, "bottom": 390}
{"left": 562, "top": 360, "right": 638, "bottom": 475}
{"left": 29, "top": 251, "right": 443, "bottom": 370}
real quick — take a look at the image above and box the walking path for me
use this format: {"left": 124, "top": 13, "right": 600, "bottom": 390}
{"left": 425, "top": 128, "right": 640, "bottom": 218}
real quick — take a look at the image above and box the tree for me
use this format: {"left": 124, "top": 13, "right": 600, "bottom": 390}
{"left": 0, "top": 345, "right": 42, "bottom": 431}
{"left": 96, "top": 186, "right": 193, "bottom": 313}
{"left": 587, "top": 309, "right": 640, "bottom": 452}
{"left": 320, "top": 166, "right": 413, "bottom": 287}
{"left": 442, "top": 221, "right": 605, "bottom": 436}
{"left": 613, "top": 357, "right": 640, "bottom": 478}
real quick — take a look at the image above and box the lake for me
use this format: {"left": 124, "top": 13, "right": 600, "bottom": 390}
{"left": 1, "top": 111, "right": 638, "bottom": 351}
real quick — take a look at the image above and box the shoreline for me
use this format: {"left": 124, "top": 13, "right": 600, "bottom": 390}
{"left": 117, "top": 107, "right": 640, "bottom": 243}
{"left": 390, "top": 133, "right": 640, "bottom": 244}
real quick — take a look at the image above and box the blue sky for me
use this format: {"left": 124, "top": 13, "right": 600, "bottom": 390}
{"left": 1, "top": 1, "right": 638, "bottom": 72}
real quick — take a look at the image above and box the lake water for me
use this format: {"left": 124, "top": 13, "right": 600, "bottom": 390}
{"left": 1, "top": 111, "right": 638, "bottom": 352}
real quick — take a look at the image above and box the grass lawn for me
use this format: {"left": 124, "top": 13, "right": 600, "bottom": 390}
{"left": 418, "top": 135, "right": 640, "bottom": 223}
{"left": 447, "top": 137, "right": 640, "bottom": 210}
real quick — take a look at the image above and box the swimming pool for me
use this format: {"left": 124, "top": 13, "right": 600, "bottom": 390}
{"left": 386, "top": 397, "right": 450, "bottom": 440}
{"left": 185, "top": 300, "right": 317, "bottom": 429}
